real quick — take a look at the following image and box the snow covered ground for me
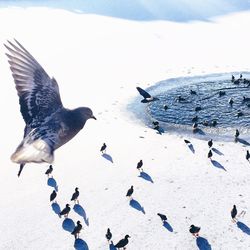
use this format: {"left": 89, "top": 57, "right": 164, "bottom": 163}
{"left": 0, "top": 3, "right": 250, "bottom": 250}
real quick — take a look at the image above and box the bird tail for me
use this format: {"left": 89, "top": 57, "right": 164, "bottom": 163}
{"left": 11, "top": 138, "right": 54, "bottom": 164}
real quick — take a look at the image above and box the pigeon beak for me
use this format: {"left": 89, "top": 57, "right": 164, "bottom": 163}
{"left": 91, "top": 115, "right": 97, "bottom": 120}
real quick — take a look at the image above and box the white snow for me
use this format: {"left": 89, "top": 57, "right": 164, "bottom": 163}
{"left": 0, "top": 5, "right": 250, "bottom": 250}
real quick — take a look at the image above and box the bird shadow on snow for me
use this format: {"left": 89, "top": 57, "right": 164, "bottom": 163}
{"left": 47, "top": 177, "right": 58, "bottom": 191}
{"left": 196, "top": 237, "right": 212, "bottom": 250}
{"left": 102, "top": 153, "right": 114, "bottom": 163}
{"left": 51, "top": 202, "right": 61, "bottom": 216}
{"left": 163, "top": 221, "right": 173, "bottom": 232}
{"left": 211, "top": 160, "right": 226, "bottom": 171}
{"left": 237, "top": 221, "right": 250, "bottom": 235}
{"left": 212, "top": 147, "right": 224, "bottom": 156}
{"left": 74, "top": 238, "right": 89, "bottom": 250}
{"left": 129, "top": 199, "right": 145, "bottom": 214}
{"left": 62, "top": 218, "right": 75, "bottom": 233}
{"left": 238, "top": 138, "right": 250, "bottom": 146}
{"left": 73, "top": 204, "right": 89, "bottom": 226}
{"left": 188, "top": 144, "right": 195, "bottom": 154}
{"left": 138, "top": 171, "right": 154, "bottom": 183}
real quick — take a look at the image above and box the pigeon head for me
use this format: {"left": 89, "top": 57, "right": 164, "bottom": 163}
{"left": 78, "top": 107, "right": 96, "bottom": 121}
{"left": 75, "top": 187, "right": 79, "bottom": 191}
{"left": 77, "top": 221, "right": 81, "bottom": 224}
{"left": 190, "top": 225, "right": 194, "bottom": 228}
{"left": 66, "top": 204, "right": 70, "bottom": 207}
{"left": 125, "top": 235, "right": 130, "bottom": 239}
{"left": 49, "top": 165, "right": 53, "bottom": 169}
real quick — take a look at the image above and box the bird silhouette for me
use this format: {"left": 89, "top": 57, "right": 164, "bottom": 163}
{"left": 45, "top": 165, "right": 53, "bottom": 177}
{"left": 136, "top": 87, "right": 159, "bottom": 103}
{"left": 235, "top": 129, "right": 240, "bottom": 142}
{"left": 71, "top": 221, "right": 82, "bottom": 239}
{"left": 50, "top": 190, "right": 57, "bottom": 203}
{"left": 4, "top": 40, "right": 96, "bottom": 177}
{"left": 208, "top": 139, "right": 213, "bottom": 148}
{"left": 157, "top": 213, "right": 167, "bottom": 223}
{"left": 126, "top": 186, "right": 134, "bottom": 199}
{"left": 100, "top": 143, "right": 107, "bottom": 154}
{"left": 246, "top": 150, "right": 250, "bottom": 161}
{"left": 114, "top": 235, "right": 130, "bottom": 249}
{"left": 137, "top": 160, "right": 143, "bottom": 172}
{"left": 189, "top": 225, "right": 200, "bottom": 237}
{"left": 184, "top": 139, "right": 191, "bottom": 144}
{"left": 231, "top": 205, "right": 237, "bottom": 222}
{"left": 59, "top": 204, "right": 70, "bottom": 218}
{"left": 106, "top": 228, "right": 112, "bottom": 242}
{"left": 208, "top": 150, "right": 213, "bottom": 159}
{"left": 71, "top": 187, "right": 79, "bottom": 204}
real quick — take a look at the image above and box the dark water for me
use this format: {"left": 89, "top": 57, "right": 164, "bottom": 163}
{"left": 129, "top": 72, "right": 250, "bottom": 140}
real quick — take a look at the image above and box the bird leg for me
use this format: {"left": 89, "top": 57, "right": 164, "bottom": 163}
{"left": 17, "top": 163, "right": 25, "bottom": 177}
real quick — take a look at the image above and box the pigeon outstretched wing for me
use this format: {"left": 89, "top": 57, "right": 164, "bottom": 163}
{"left": 136, "top": 87, "right": 152, "bottom": 99}
{"left": 5, "top": 39, "right": 63, "bottom": 127}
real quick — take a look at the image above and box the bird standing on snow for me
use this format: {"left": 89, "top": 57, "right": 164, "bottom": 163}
{"left": 184, "top": 139, "right": 191, "bottom": 144}
{"left": 157, "top": 213, "right": 167, "bottom": 223}
{"left": 208, "top": 139, "right": 213, "bottom": 148}
{"left": 126, "top": 186, "right": 134, "bottom": 199}
{"left": 189, "top": 225, "right": 200, "bottom": 237}
{"left": 50, "top": 190, "right": 57, "bottom": 203}
{"left": 106, "top": 228, "right": 112, "bottom": 242}
{"left": 114, "top": 235, "right": 130, "bottom": 249}
{"left": 231, "top": 205, "right": 237, "bottom": 222}
{"left": 45, "top": 165, "right": 53, "bottom": 177}
{"left": 100, "top": 143, "right": 107, "bottom": 154}
{"left": 235, "top": 129, "right": 240, "bottom": 142}
{"left": 208, "top": 150, "right": 213, "bottom": 159}
{"left": 5, "top": 40, "right": 96, "bottom": 177}
{"left": 136, "top": 87, "right": 159, "bottom": 103}
{"left": 246, "top": 150, "right": 250, "bottom": 161}
{"left": 59, "top": 204, "right": 71, "bottom": 218}
{"left": 137, "top": 160, "right": 143, "bottom": 172}
{"left": 71, "top": 221, "right": 82, "bottom": 239}
{"left": 71, "top": 187, "right": 80, "bottom": 204}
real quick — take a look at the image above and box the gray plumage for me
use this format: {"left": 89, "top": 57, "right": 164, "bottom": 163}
{"left": 4, "top": 40, "right": 96, "bottom": 176}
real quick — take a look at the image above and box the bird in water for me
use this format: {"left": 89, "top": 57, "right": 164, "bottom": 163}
{"left": 136, "top": 87, "right": 159, "bottom": 103}
{"left": 59, "top": 204, "right": 70, "bottom": 218}
{"left": 50, "top": 190, "right": 57, "bottom": 203}
{"left": 208, "top": 139, "right": 213, "bottom": 148}
{"left": 114, "top": 235, "right": 130, "bottom": 249}
{"left": 71, "top": 221, "right": 82, "bottom": 239}
{"left": 235, "top": 129, "right": 240, "bottom": 142}
{"left": 100, "top": 143, "right": 107, "bottom": 154}
{"left": 106, "top": 228, "right": 112, "bottom": 242}
{"left": 45, "top": 165, "right": 53, "bottom": 178}
{"left": 228, "top": 98, "right": 234, "bottom": 106}
{"left": 246, "top": 150, "right": 250, "bottom": 162}
{"left": 189, "top": 225, "right": 200, "bottom": 237}
{"left": 126, "top": 186, "right": 134, "bottom": 199}
{"left": 5, "top": 40, "right": 96, "bottom": 177}
{"left": 71, "top": 187, "right": 80, "bottom": 204}
{"left": 157, "top": 213, "right": 167, "bottom": 223}
{"left": 231, "top": 205, "right": 237, "bottom": 222}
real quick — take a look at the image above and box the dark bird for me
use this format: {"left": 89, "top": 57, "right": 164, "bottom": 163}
{"left": 189, "top": 225, "right": 200, "bottom": 237}
{"left": 4, "top": 40, "right": 96, "bottom": 177}
{"left": 163, "top": 104, "right": 168, "bottom": 110}
{"left": 208, "top": 150, "right": 213, "bottom": 159}
{"left": 243, "top": 96, "right": 250, "bottom": 102}
{"left": 231, "top": 205, "right": 237, "bottom": 222}
{"left": 136, "top": 87, "right": 159, "bottom": 103}
{"left": 210, "top": 120, "right": 217, "bottom": 127}
{"left": 228, "top": 98, "right": 234, "bottom": 106}
{"left": 152, "top": 121, "right": 159, "bottom": 126}
{"left": 126, "top": 186, "right": 134, "bottom": 198}
{"left": 71, "top": 187, "right": 79, "bottom": 204}
{"left": 184, "top": 139, "right": 191, "bottom": 144}
{"left": 137, "top": 160, "right": 143, "bottom": 172}
{"left": 176, "top": 95, "right": 186, "bottom": 102}
{"left": 71, "top": 221, "right": 82, "bottom": 239}
{"left": 106, "top": 228, "right": 112, "bottom": 242}
{"left": 195, "top": 106, "right": 202, "bottom": 112}
{"left": 100, "top": 143, "right": 107, "bottom": 154}
{"left": 114, "top": 235, "right": 130, "bottom": 249}
{"left": 157, "top": 213, "right": 167, "bottom": 223}
{"left": 45, "top": 165, "right": 53, "bottom": 177}
{"left": 231, "top": 75, "right": 235, "bottom": 82}
{"left": 246, "top": 150, "right": 250, "bottom": 161}
{"left": 59, "top": 204, "right": 70, "bottom": 218}
{"left": 237, "top": 111, "right": 243, "bottom": 118}
{"left": 192, "top": 122, "right": 198, "bottom": 132}
{"left": 219, "top": 91, "right": 225, "bottom": 97}
{"left": 240, "top": 74, "right": 243, "bottom": 79}
{"left": 208, "top": 139, "right": 213, "bottom": 148}
{"left": 235, "top": 129, "right": 240, "bottom": 142}
{"left": 190, "top": 90, "right": 197, "bottom": 95}
{"left": 192, "top": 116, "right": 198, "bottom": 123}
{"left": 50, "top": 190, "right": 57, "bottom": 203}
